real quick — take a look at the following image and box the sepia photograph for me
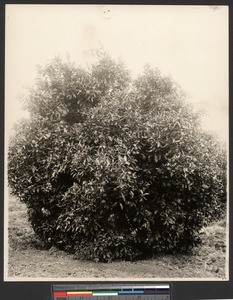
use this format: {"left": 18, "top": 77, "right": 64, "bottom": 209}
{"left": 4, "top": 4, "right": 228, "bottom": 281}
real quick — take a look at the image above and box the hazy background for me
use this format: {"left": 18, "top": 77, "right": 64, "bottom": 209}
{"left": 5, "top": 5, "right": 228, "bottom": 142}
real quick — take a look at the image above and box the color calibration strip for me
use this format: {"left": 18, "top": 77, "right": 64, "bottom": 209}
{"left": 53, "top": 285, "right": 170, "bottom": 299}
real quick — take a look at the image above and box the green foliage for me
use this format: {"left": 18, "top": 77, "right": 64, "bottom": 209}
{"left": 8, "top": 54, "right": 227, "bottom": 262}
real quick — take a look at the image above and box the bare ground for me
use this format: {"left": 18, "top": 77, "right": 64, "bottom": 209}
{"left": 6, "top": 195, "right": 227, "bottom": 280}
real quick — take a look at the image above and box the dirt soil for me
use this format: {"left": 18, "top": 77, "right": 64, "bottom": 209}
{"left": 6, "top": 195, "right": 227, "bottom": 280}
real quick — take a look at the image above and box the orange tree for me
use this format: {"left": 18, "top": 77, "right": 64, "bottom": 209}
{"left": 8, "top": 55, "right": 227, "bottom": 262}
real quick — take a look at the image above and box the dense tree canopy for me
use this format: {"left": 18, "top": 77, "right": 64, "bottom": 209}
{"left": 8, "top": 54, "right": 227, "bottom": 262}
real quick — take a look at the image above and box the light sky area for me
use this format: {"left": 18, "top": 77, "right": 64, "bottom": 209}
{"left": 5, "top": 5, "right": 228, "bottom": 142}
